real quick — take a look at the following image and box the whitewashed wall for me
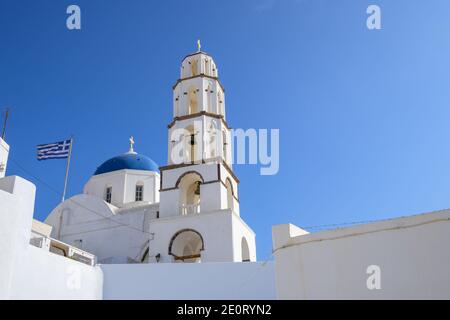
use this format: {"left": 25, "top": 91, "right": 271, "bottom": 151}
{"left": 45, "top": 194, "right": 157, "bottom": 263}
{"left": 148, "top": 210, "right": 256, "bottom": 263}
{"left": 83, "top": 169, "right": 160, "bottom": 207}
{"left": 0, "top": 175, "right": 103, "bottom": 300}
{"left": 101, "top": 262, "right": 275, "bottom": 300}
{"left": 272, "top": 211, "right": 450, "bottom": 299}
{"left": 9, "top": 246, "right": 103, "bottom": 300}
{"left": 0, "top": 176, "right": 36, "bottom": 299}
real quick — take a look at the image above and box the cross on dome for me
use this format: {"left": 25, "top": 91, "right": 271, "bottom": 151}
{"left": 129, "top": 136, "right": 136, "bottom": 154}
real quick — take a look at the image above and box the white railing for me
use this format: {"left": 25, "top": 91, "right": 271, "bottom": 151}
{"left": 181, "top": 203, "right": 200, "bottom": 215}
{"left": 30, "top": 232, "right": 96, "bottom": 266}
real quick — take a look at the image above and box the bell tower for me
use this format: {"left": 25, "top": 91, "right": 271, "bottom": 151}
{"left": 148, "top": 43, "right": 256, "bottom": 263}
{"left": 168, "top": 44, "right": 231, "bottom": 166}
{"left": 162, "top": 43, "right": 237, "bottom": 217}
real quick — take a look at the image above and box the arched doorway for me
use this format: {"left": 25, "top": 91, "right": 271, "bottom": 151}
{"left": 241, "top": 237, "right": 250, "bottom": 262}
{"left": 169, "top": 229, "right": 204, "bottom": 263}
{"left": 177, "top": 171, "right": 203, "bottom": 215}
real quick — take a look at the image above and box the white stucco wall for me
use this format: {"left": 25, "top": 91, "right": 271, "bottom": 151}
{"left": 45, "top": 194, "right": 158, "bottom": 263}
{"left": 9, "top": 246, "right": 103, "bottom": 300}
{"left": 0, "top": 175, "right": 103, "bottom": 300}
{"left": 101, "top": 262, "right": 275, "bottom": 300}
{"left": 272, "top": 210, "right": 450, "bottom": 299}
{"left": 84, "top": 169, "right": 159, "bottom": 207}
{"left": 149, "top": 209, "right": 256, "bottom": 263}
{"left": 0, "top": 176, "right": 36, "bottom": 299}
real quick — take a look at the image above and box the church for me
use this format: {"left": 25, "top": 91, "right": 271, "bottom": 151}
{"left": 1, "top": 45, "right": 450, "bottom": 300}
{"left": 44, "top": 46, "right": 256, "bottom": 265}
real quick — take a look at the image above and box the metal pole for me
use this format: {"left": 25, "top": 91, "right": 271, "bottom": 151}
{"left": 61, "top": 137, "right": 74, "bottom": 202}
{"left": 1, "top": 108, "right": 9, "bottom": 140}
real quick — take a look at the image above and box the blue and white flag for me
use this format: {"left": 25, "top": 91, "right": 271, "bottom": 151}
{"left": 37, "top": 139, "right": 72, "bottom": 161}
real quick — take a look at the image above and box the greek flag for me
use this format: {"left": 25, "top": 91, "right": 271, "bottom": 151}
{"left": 37, "top": 139, "right": 71, "bottom": 161}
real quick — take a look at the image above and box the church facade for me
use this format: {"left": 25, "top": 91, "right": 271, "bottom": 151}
{"left": 44, "top": 48, "right": 256, "bottom": 264}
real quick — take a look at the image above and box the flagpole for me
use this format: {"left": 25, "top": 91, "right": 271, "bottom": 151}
{"left": 62, "top": 137, "right": 74, "bottom": 202}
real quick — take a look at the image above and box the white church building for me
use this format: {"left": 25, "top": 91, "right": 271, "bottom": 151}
{"left": 1, "top": 46, "right": 450, "bottom": 300}
{"left": 45, "top": 49, "right": 255, "bottom": 265}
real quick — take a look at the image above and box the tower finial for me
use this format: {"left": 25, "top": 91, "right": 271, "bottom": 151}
{"left": 197, "top": 39, "right": 201, "bottom": 52}
{"left": 129, "top": 136, "right": 135, "bottom": 153}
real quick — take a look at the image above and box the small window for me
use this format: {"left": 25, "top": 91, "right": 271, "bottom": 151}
{"left": 135, "top": 185, "right": 144, "bottom": 202}
{"left": 105, "top": 187, "right": 112, "bottom": 203}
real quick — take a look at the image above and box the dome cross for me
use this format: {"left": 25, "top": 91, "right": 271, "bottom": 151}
{"left": 129, "top": 136, "right": 135, "bottom": 153}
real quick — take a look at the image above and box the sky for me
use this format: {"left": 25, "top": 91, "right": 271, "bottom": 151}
{"left": 1, "top": 0, "right": 450, "bottom": 260}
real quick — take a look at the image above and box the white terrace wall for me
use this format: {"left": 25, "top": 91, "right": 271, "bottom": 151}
{"left": 9, "top": 246, "right": 103, "bottom": 300}
{"left": 272, "top": 211, "right": 450, "bottom": 300}
{"left": 101, "top": 262, "right": 276, "bottom": 300}
{"left": 0, "top": 176, "right": 36, "bottom": 299}
{"left": 0, "top": 175, "right": 103, "bottom": 300}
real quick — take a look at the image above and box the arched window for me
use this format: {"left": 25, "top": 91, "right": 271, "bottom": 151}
{"left": 169, "top": 229, "right": 204, "bottom": 263}
{"left": 206, "top": 82, "right": 213, "bottom": 113}
{"left": 241, "top": 237, "right": 250, "bottom": 262}
{"left": 204, "top": 58, "right": 209, "bottom": 75}
{"left": 188, "top": 86, "right": 198, "bottom": 114}
{"left": 105, "top": 186, "right": 112, "bottom": 203}
{"left": 135, "top": 184, "right": 144, "bottom": 202}
{"left": 191, "top": 59, "right": 199, "bottom": 76}
{"left": 184, "top": 125, "right": 197, "bottom": 163}
{"left": 208, "top": 120, "right": 218, "bottom": 158}
{"left": 177, "top": 171, "right": 203, "bottom": 215}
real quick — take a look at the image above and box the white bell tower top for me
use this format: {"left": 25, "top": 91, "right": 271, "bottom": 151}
{"left": 168, "top": 43, "right": 231, "bottom": 166}
{"left": 172, "top": 44, "right": 226, "bottom": 120}
{"left": 179, "top": 50, "right": 219, "bottom": 80}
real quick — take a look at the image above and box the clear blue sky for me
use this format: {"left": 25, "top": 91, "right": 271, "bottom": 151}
{"left": 1, "top": 0, "right": 450, "bottom": 260}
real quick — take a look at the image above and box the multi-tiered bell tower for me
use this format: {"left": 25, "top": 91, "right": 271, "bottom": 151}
{"left": 148, "top": 43, "right": 256, "bottom": 263}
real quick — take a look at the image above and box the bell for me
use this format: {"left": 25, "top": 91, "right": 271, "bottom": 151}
{"left": 194, "top": 181, "right": 201, "bottom": 195}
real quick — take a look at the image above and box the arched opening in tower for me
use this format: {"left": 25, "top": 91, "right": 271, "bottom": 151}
{"left": 169, "top": 229, "right": 204, "bottom": 263}
{"left": 184, "top": 125, "right": 197, "bottom": 163}
{"left": 188, "top": 86, "right": 198, "bottom": 114}
{"left": 241, "top": 237, "right": 250, "bottom": 262}
{"left": 191, "top": 59, "right": 199, "bottom": 77}
{"left": 177, "top": 171, "right": 203, "bottom": 215}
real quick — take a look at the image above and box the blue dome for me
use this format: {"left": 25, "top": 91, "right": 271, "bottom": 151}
{"left": 94, "top": 152, "right": 159, "bottom": 175}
